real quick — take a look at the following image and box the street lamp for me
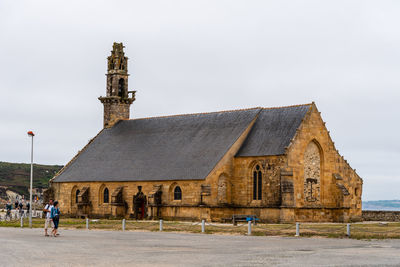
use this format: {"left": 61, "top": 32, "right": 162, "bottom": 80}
{"left": 27, "top": 131, "right": 35, "bottom": 228}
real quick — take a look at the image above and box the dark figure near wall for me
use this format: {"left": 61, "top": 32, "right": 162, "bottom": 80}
{"left": 133, "top": 186, "right": 147, "bottom": 220}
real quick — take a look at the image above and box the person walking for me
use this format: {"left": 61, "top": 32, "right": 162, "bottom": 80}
{"left": 50, "top": 201, "right": 60, "bottom": 237}
{"left": 26, "top": 202, "right": 30, "bottom": 215}
{"left": 18, "top": 201, "right": 23, "bottom": 217}
{"left": 5, "top": 200, "right": 12, "bottom": 221}
{"left": 43, "top": 199, "right": 53, "bottom": 237}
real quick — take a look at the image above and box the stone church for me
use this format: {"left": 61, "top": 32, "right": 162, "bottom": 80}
{"left": 51, "top": 43, "right": 363, "bottom": 222}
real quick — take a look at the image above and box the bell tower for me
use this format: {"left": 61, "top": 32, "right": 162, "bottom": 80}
{"left": 99, "top": 42, "right": 136, "bottom": 128}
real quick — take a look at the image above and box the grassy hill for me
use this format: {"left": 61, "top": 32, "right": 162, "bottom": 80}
{"left": 0, "top": 161, "right": 63, "bottom": 197}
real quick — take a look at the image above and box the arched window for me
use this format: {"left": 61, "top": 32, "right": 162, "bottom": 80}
{"left": 76, "top": 189, "right": 80, "bottom": 204}
{"left": 109, "top": 77, "right": 113, "bottom": 96}
{"left": 118, "top": 78, "right": 124, "bottom": 97}
{"left": 103, "top": 188, "right": 109, "bottom": 203}
{"left": 252, "top": 165, "right": 262, "bottom": 200}
{"left": 304, "top": 141, "right": 321, "bottom": 202}
{"left": 174, "top": 186, "right": 182, "bottom": 200}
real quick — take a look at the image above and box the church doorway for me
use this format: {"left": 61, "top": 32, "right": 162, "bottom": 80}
{"left": 133, "top": 186, "right": 147, "bottom": 219}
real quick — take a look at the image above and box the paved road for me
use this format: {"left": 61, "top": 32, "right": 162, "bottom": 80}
{"left": 0, "top": 228, "right": 399, "bottom": 266}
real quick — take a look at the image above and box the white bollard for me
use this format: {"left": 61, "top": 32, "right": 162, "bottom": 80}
{"left": 122, "top": 219, "right": 126, "bottom": 231}
{"left": 295, "top": 222, "right": 300, "bottom": 237}
{"left": 248, "top": 220, "right": 252, "bottom": 235}
{"left": 201, "top": 220, "right": 205, "bottom": 233}
{"left": 347, "top": 223, "right": 351, "bottom": 237}
{"left": 159, "top": 219, "right": 163, "bottom": 231}
{"left": 20, "top": 216, "right": 23, "bottom": 228}
{"left": 86, "top": 218, "right": 89, "bottom": 230}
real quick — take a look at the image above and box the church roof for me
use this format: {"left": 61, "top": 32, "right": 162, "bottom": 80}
{"left": 236, "top": 104, "right": 311, "bottom": 156}
{"left": 52, "top": 104, "right": 311, "bottom": 183}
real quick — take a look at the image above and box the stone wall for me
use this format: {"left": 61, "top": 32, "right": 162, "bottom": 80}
{"left": 232, "top": 156, "right": 284, "bottom": 207}
{"left": 363, "top": 210, "right": 400, "bottom": 222}
{"left": 100, "top": 99, "right": 132, "bottom": 128}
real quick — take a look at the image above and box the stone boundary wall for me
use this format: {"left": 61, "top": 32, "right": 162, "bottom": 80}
{"left": 363, "top": 210, "right": 400, "bottom": 222}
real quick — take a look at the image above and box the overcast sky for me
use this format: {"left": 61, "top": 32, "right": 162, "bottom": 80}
{"left": 1, "top": 0, "right": 399, "bottom": 201}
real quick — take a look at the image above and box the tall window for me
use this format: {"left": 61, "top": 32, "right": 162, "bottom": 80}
{"left": 109, "top": 77, "right": 113, "bottom": 96}
{"left": 118, "top": 78, "right": 124, "bottom": 97}
{"left": 76, "top": 189, "right": 80, "bottom": 204}
{"left": 253, "top": 165, "right": 262, "bottom": 200}
{"left": 174, "top": 186, "right": 182, "bottom": 200}
{"left": 304, "top": 141, "right": 321, "bottom": 202}
{"left": 103, "top": 188, "right": 109, "bottom": 203}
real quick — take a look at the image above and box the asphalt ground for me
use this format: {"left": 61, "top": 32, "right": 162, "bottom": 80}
{"left": 0, "top": 227, "right": 400, "bottom": 266}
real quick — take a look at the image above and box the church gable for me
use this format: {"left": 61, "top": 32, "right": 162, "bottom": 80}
{"left": 284, "top": 103, "right": 362, "bottom": 219}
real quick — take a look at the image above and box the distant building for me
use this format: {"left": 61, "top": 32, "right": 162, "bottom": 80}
{"left": 51, "top": 43, "right": 362, "bottom": 222}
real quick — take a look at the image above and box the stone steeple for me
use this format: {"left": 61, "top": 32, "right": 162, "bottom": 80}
{"left": 98, "top": 42, "right": 135, "bottom": 128}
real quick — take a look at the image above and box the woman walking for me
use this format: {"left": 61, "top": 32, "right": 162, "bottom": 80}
{"left": 50, "top": 201, "right": 60, "bottom": 237}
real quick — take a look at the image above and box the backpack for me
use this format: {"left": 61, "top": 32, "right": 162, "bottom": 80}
{"left": 43, "top": 204, "right": 49, "bottom": 216}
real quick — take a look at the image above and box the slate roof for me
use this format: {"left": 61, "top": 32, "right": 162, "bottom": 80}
{"left": 53, "top": 104, "right": 311, "bottom": 183}
{"left": 53, "top": 108, "right": 261, "bottom": 182}
{"left": 236, "top": 104, "right": 311, "bottom": 156}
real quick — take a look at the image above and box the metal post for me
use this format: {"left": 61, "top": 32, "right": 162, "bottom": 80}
{"left": 29, "top": 133, "right": 34, "bottom": 228}
{"left": 159, "top": 219, "right": 163, "bottom": 231}
{"left": 295, "top": 222, "right": 300, "bottom": 237}
{"left": 248, "top": 220, "right": 252, "bottom": 235}
{"left": 347, "top": 223, "right": 351, "bottom": 237}
{"left": 20, "top": 216, "right": 23, "bottom": 228}
{"left": 201, "top": 219, "right": 205, "bottom": 233}
{"left": 86, "top": 218, "right": 89, "bottom": 230}
{"left": 122, "top": 219, "right": 126, "bottom": 231}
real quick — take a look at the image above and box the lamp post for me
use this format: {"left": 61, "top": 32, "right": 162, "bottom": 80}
{"left": 27, "top": 131, "right": 35, "bottom": 228}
